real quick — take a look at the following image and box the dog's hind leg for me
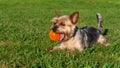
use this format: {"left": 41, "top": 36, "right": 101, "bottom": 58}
{"left": 97, "top": 35, "right": 110, "bottom": 46}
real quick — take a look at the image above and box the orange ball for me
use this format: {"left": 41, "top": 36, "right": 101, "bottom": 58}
{"left": 49, "top": 30, "right": 60, "bottom": 41}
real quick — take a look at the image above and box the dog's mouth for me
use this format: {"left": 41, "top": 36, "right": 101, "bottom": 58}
{"left": 60, "top": 34, "right": 64, "bottom": 41}
{"left": 52, "top": 30, "right": 65, "bottom": 41}
{"left": 54, "top": 31, "right": 65, "bottom": 41}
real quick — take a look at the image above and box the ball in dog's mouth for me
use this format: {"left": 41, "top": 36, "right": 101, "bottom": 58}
{"left": 49, "top": 30, "right": 64, "bottom": 41}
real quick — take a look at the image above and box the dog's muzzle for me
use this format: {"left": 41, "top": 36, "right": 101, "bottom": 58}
{"left": 52, "top": 25, "right": 58, "bottom": 32}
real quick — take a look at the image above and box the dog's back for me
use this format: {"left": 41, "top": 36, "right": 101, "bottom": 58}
{"left": 78, "top": 26, "right": 100, "bottom": 48}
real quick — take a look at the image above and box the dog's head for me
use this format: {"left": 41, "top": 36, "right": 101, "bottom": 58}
{"left": 51, "top": 11, "right": 79, "bottom": 41}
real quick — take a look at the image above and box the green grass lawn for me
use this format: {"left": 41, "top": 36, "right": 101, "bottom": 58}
{"left": 0, "top": 0, "right": 120, "bottom": 68}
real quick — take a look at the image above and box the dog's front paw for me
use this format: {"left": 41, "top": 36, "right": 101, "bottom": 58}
{"left": 49, "top": 46, "right": 54, "bottom": 52}
{"left": 49, "top": 49, "right": 54, "bottom": 52}
{"left": 49, "top": 46, "right": 61, "bottom": 52}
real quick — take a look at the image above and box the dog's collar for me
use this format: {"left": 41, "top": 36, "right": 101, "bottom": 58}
{"left": 61, "top": 26, "right": 78, "bottom": 41}
{"left": 73, "top": 26, "right": 78, "bottom": 37}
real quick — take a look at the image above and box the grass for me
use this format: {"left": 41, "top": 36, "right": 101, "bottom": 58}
{"left": 0, "top": 0, "right": 120, "bottom": 68}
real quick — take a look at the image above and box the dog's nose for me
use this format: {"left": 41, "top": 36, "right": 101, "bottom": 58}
{"left": 52, "top": 25, "right": 58, "bottom": 32}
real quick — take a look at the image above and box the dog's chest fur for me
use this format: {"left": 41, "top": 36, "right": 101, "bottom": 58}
{"left": 60, "top": 29, "right": 83, "bottom": 50}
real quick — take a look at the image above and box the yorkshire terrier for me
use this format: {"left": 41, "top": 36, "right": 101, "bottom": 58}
{"left": 50, "top": 11, "right": 110, "bottom": 52}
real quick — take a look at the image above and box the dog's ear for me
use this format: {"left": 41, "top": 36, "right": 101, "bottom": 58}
{"left": 70, "top": 11, "right": 79, "bottom": 24}
{"left": 54, "top": 12, "right": 59, "bottom": 17}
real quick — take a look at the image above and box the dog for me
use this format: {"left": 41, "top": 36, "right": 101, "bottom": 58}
{"left": 50, "top": 11, "right": 110, "bottom": 52}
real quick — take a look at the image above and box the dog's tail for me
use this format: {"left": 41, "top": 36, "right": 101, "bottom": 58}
{"left": 96, "top": 13, "right": 108, "bottom": 35}
{"left": 96, "top": 13, "right": 102, "bottom": 32}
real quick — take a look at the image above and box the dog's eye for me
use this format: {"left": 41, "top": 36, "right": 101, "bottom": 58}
{"left": 53, "top": 22, "right": 56, "bottom": 25}
{"left": 60, "top": 23, "right": 65, "bottom": 26}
